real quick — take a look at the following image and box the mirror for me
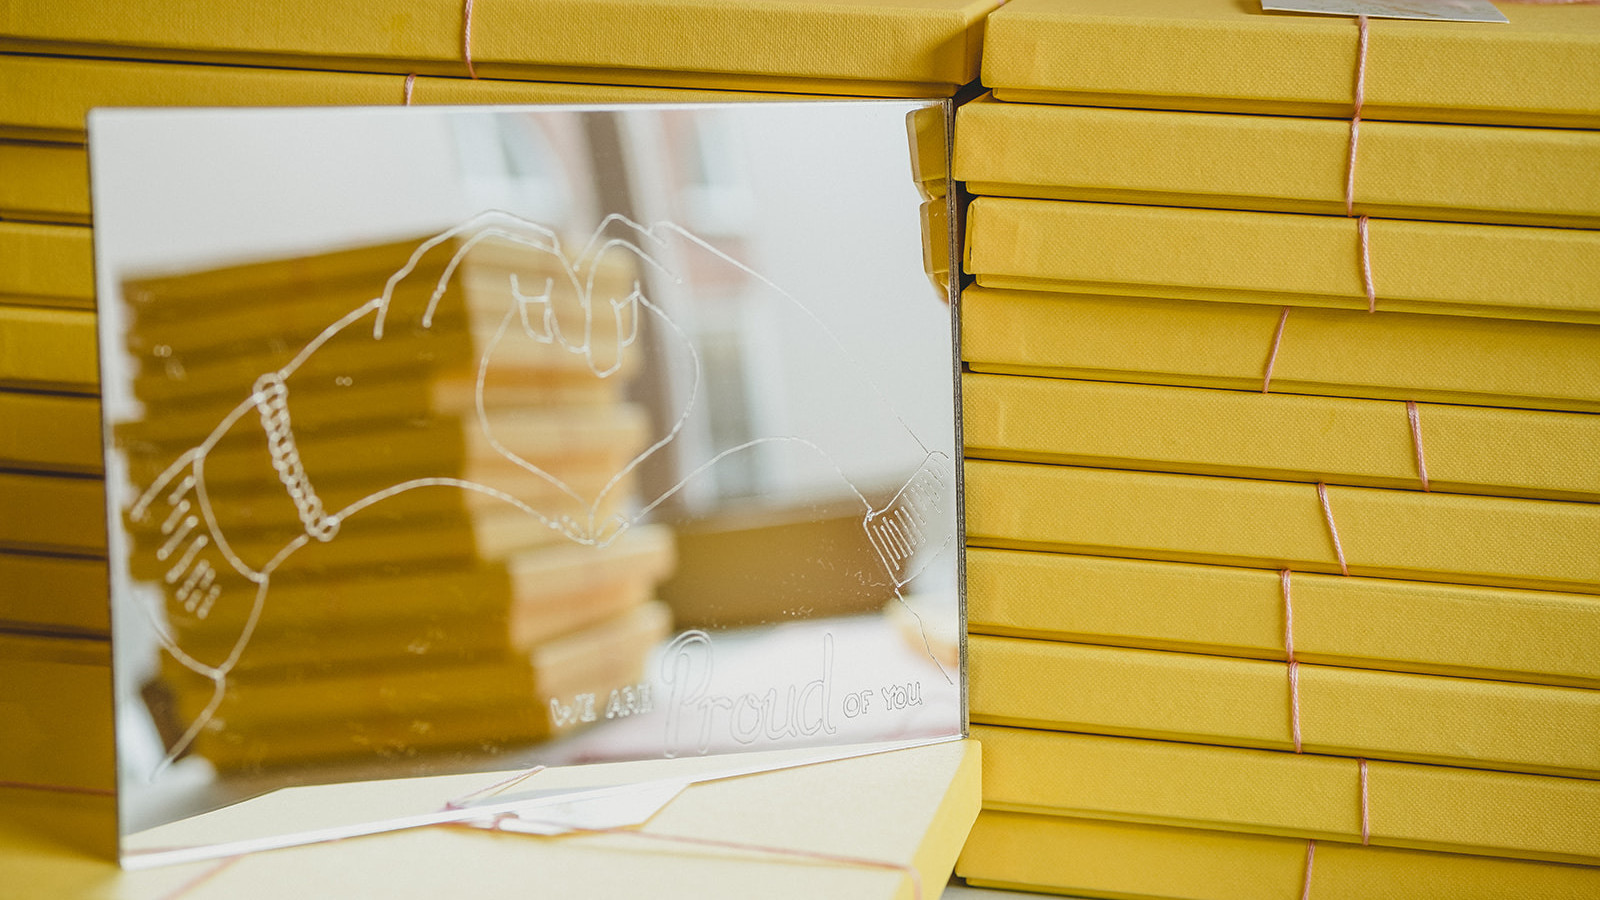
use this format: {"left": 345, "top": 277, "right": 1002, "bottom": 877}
{"left": 89, "top": 101, "right": 961, "bottom": 865}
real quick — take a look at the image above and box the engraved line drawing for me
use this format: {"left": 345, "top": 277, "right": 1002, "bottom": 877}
{"left": 124, "top": 210, "right": 954, "bottom": 770}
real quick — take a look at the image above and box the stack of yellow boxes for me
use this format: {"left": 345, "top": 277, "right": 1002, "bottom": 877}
{"left": 0, "top": 0, "right": 995, "bottom": 856}
{"left": 953, "top": 1, "right": 1600, "bottom": 897}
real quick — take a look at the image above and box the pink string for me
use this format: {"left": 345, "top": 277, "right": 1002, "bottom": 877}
{"left": 403, "top": 73, "right": 417, "bottom": 105}
{"left": 489, "top": 819, "right": 923, "bottom": 899}
{"left": 159, "top": 766, "right": 552, "bottom": 900}
{"left": 157, "top": 856, "right": 240, "bottom": 900}
{"left": 1281, "top": 569, "right": 1304, "bottom": 754}
{"left": 1300, "top": 839, "right": 1317, "bottom": 900}
{"left": 1345, "top": 17, "right": 1379, "bottom": 314}
{"left": 456, "top": 767, "right": 920, "bottom": 896}
{"left": 1359, "top": 759, "right": 1371, "bottom": 846}
{"left": 462, "top": 0, "right": 479, "bottom": 79}
{"left": 1357, "top": 216, "right": 1376, "bottom": 313}
{"left": 444, "top": 765, "right": 546, "bottom": 809}
{"left": 0, "top": 779, "right": 115, "bottom": 797}
{"left": 1261, "top": 306, "right": 1292, "bottom": 393}
{"left": 1344, "top": 16, "right": 1368, "bottom": 218}
{"left": 1405, "top": 401, "right": 1431, "bottom": 492}
{"left": 1315, "top": 483, "right": 1350, "bottom": 577}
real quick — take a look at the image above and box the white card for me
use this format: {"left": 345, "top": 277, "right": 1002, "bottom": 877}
{"left": 1262, "top": 0, "right": 1508, "bottom": 23}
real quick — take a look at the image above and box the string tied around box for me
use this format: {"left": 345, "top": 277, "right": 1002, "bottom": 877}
{"left": 1316, "top": 482, "right": 1350, "bottom": 576}
{"left": 1278, "top": 481, "right": 1352, "bottom": 756}
{"left": 463, "top": 0, "right": 480, "bottom": 79}
{"left": 1359, "top": 758, "right": 1371, "bottom": 846}
{"left": 1294, "top": 762, "right": 1372, "bottom": 900}
{"left": 1341, "top": 3, "right": 1600, "bottom": 314}
{"left": 1280, "top": 568, "right": 1305, "bottom": 754}
{"left": 1294, "top": 763, "right": 1371, "bottom": 898}
{"left": 1345, "top": 16, "right": 1378, "bottom": 313}
{"left": 1263, "top": 325, "right": 1435, "bottom": 493}
{"left": 403, "top": 73, "right": 418, "bottom": 105}
{"left": 1406, "top": 400, "right": 1431, "bottom": 492}
{"left": 1260, "top": 306, "right": 1292, "bottom": 394}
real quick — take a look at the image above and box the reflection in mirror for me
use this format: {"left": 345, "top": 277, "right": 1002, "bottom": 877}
{"left": 90, "top": 101, "right": 961, "bottom": 865}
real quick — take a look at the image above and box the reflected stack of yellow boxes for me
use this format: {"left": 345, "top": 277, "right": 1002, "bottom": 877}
{"left": 953, "top": 1, "right": 1600, "bottom": 897}
{"left": 0, "top": 0, "right": 995, "bottom": 855}
{"left": 117, "top": 235, "right": 677, "bottom": 770}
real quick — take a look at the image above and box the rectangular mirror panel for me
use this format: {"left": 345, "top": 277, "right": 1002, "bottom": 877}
{"left": 90, "top": 101, "right": 961, "bottom": 864}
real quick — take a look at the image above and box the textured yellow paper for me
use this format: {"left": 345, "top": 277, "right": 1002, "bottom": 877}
{"left": 0, "top": 634, "right": 114, "bottom": 795}
{"left": 0, "top": 391, "right": 101, "bottom": 476}
{"left": 0, "top": 222, "right": 94, "bottom": 309}
{"left": 0, "top": 0, "right": 995, "bottom": 98}
{"left": 0, "top": 472, "right": 105, "bottom": 555}
{"left": 965, "top": 459, "right": 1600, "bottom": 595}
{"left": 959, "top": 811, "right": 1600, "bottom": 900}
{"left": 966, "top": 197, "right": 1600, "bottom": 325}
{"left": 967, "top": 547, "right": 1600, "bottom": 690}
{"left": 969, "top": 634, "right": 1600, "bottom": 778}
{"left": 953, "top": 94, "right": 1600, "bottom": 228}
{"left": 0, "top": 305, "right": 96, "bottom": 394}
{"left": 961, "top": 286, "right": 1600, "bottom": 413}
{"left": 0, "top": 54, "right": 794, "bottom": 144}
{"left": 0, "top": 143, "right": 89, "bottom": 225}
{"left": 963, "top": 372, "right": 1600, "bottom": 502}
{"left": 972, "top": 724, "right": 1600, "bottom": 866}
{"left": 981, "top": 0, "right": 1600, "bottom": 127}
{"left": 0, "top": 553, "right": 108, "bottom": 636}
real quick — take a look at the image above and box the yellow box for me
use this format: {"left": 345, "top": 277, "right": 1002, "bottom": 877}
{"left": 167, "top": 602, "right": 670, "bottom": 770}
{"left": 0, "top": 552, "right": 107, "bottom": 636}
{"left": 0, "top": 222, "right": 93, "bottom": 309}
{"left": 959, "top": 811, "right": 1600, "bottom": 900}
{"left": 965, "top": 459, "right": 1600, "bottom": 595}
{"left": 967, "top": 548, "right": 1600, "bottom": 690}
{"left": 961, "top": 286, "right": 1600, "bottom": 413}
{"left": 0, "top": 391, "right": 101, "bottom": 476}
{"left": 0, "top": 142, "right": 89, "bottom": 225}
{"left": 966, "top": 197, "right": 1600, "bottom": 325}
{"left": 0, "top": 54, "right": 797, "bottom": 144}
{"left": 972, "top": 724, "right": 1600, "bottom": 866}
{"left": 954, "top": 94, "right": 1600, "bottom": 229}
{"left": 0, "top": 472, "right": 105, "bottom": 556}
{"left": 0, "top": 0, "right": 994, "bottom": 98}
{"left": 981, "top": 0, "right": 1600, "bottom": 127}
{"left": 0, "top": 634, "right": 114, "bottom": 794}
{"left": 963, "top": 372, "right": 1600, "bottom": 503}
{"left": 969, "top": 634, "right": 1600, "bottom": 779}
{"left": 0, "top": 305, "right": 96, "bottom": 394}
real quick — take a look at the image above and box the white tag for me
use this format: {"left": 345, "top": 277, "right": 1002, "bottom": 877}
{"left": 1262, "top": 0, "right": 1508, "bottom": 23}
{"left": 467, "top": 781, "right": 688, "bottom": 835}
